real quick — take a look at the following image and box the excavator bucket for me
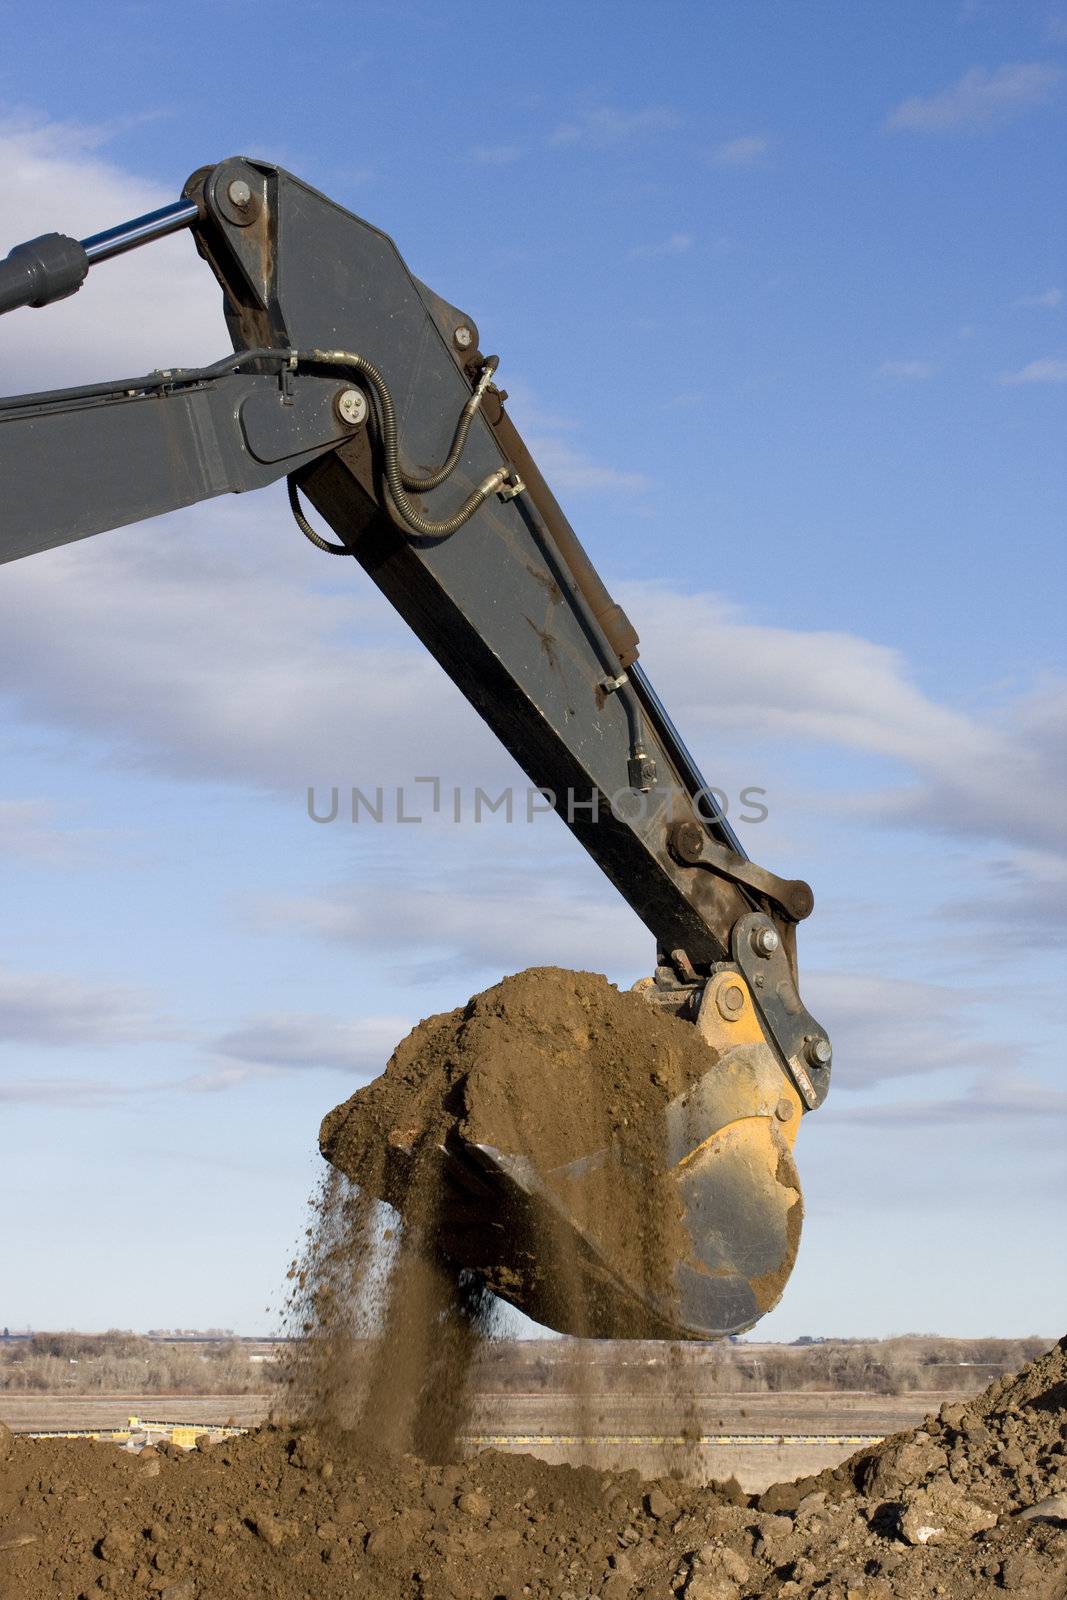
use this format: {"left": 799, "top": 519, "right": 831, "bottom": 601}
{"left": 321, "top": 969, "right": 805, "bottom": 1341}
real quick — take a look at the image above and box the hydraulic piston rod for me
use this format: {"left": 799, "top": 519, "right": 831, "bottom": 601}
{"left": 0, "top": 196, "right": 196, "bottom": 317}
{"left": 81, "top": 198, "right": 198, "bottom": 264}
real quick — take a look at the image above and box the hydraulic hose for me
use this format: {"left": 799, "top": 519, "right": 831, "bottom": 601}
{"left": 300, "top": 347, "right": 513, "bottom": 540}
{"left": 400, "top": 355, "right": 499, "bottom": 492}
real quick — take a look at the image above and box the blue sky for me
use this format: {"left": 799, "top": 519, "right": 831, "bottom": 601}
{"left": 0, "top": 0, "right": 1064, "bottom": 1340}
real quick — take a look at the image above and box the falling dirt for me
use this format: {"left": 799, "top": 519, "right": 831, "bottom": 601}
{"left": 319, "top": 967, "right": 728, "bottom": 1340}
{"left": 2, "top": 1339, "right": 1065, "bottom": 1598}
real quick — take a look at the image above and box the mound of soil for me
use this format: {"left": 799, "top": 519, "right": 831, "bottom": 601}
{"left": 2, "top": 1338, "right": 1065, "bottom": 1599}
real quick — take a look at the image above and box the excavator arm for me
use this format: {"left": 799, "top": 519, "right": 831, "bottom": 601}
{"left": 0, "top": 157, "right": 831, "bottom": 1339}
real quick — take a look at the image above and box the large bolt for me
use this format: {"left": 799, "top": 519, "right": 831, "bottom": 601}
{"left": 669, "top": 820, "right": 705, "bottom": 865}
{"left": 805, "top": 1036, "right": 832, "bottom": 1068}
{"left": 227, "top": 178, "right": 253, "bottom": 211}
{"left": 335, "top": 388, "right": 368, "bottom": 427}
{"left": 750, "top": 924, "right": 780, "bottom": 958}
{"left": 774, "top": 1097, "right": 794, "bottom": 1122}
{"left": 716, "top": 982, "right": 745, "bottom": 1021}
{"left": 453, "top": 324, "right": 474, "bottom": 350}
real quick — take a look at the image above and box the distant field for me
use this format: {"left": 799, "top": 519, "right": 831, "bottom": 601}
{"left": 5, "top": 1387, "right": 968, "bottom": 1491}
{"left": 1, "top": 1331, "right": 1045, "bottom": 1397}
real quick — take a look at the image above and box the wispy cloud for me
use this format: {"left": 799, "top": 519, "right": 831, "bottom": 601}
{"left": 1000, "top": 356, "right": 1067, "bottom": 383}
{"left": 504, "top": 384, "right": 651, "bottom": 494}
{"left": 1014, "top": 287, "right": 1062, "bottom": 310}
{"left": 468, "top": 143, "right": 523, "bottom": 166}
{"left": 0, "top": 964, "right": 172, "bottom": 1047}
{"left": 0, "top": 1075, "right": 128, "bottom": 1107}
{"left": 708, "top": 135, "right": 770, "bottom": 167}
{"left": 259, "top": 870, "right": 649, "bottom": 982}
{"left": 213, "top": 1012, "right": 409, "bottom": 1076}
{"left": 804, "top": 971, "right": 1011, "bottom": 1088}
{"left": 941, "top": 846, "right": 1067, "bottom": 947}
{"left": 550, "top": 104, "right": 679, "bottom": 148}
{"left": 876, "top": 359, "right": 938, "bottom": 380}
{"left": 524, "top": 434, "right": 650, "bottom": 494}
{"left": 886, "top": 63, "right": 1063, "bottom": 132}
{"left": 628, "top": 231, "right": 693, "bottom": 260}
{"left": 830, "top": 1070, "right": 1067, "bottom": 1129}
{"left": 0, "top": 799, "right": 85, "bottom": 864}
{"left": 615, "top": 580, "right": 1067, "bottom": 859}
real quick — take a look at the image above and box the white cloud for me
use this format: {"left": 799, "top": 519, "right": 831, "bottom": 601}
{"left": 803, "top": 971, "right": 1007, "bottom": 1088}
{"left": 504, "top": 383, "right": 651, "bottom": 493}
{"left": 0, "top": 1075, "right": 127, "bottom": 1106}
{"left": 524, "top": 433, "right": 650, "bottom": 494}
{"left": 0, "top": 963, "right": 171, "bottom": 1047}
{"left": 0, "top": 123, "right": 1061, "bottom": 899}
{"left": 550, "top": 105, "right": 679, "bottom": 148}
{"left": 0, "top": 117, "right": 227, "bottom": 393}
{"left": 628, "top": 232, "right": 694, "bottom": 260}
{"left": 213, "top": 1011, "right": 410, "bottom": 1076}
{"left": 260, "top": 869, "right": 651, "bottom": 983}
{"left": 830, "top": 1069, "right": 1067, "bottom": 1128}
{"left": 941, "top": 846, "right": 1067, "bottom": 945}
{"left": 1014, "top": 287, "right": 1062, "bottom": 310}
{"left": 886, "top": 63, "right": 1063, "bottom": 132}
{"left": 0, "top": 504, "right": 500, "bottom": 791}
{"left": 877, "top": 359, "right": 938, "bottom": 380}
{"left": 617, "top": 581, "right": 1067, "bottom": 859}
{"left": 709, "top": 135, "right": 770, "bottom": 167}
{"left": 1000, "top": 356, "right": 1067, "bottom": 384}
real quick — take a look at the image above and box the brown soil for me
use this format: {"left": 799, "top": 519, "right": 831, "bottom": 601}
{"left": 2, "top": 1338, "right": 1065, "bottom": 1599}
{"left": 319, "top": 967, "right": 727, "bottom": 1338}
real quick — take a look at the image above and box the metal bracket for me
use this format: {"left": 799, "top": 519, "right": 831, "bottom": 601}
{"left": 731, "top": 912, "right": 831, "bottom": 1110}
{"left": 668, "top": 820, "right": 814, "bottom": 923}
{"left": 497, "top": 473, "right": 525, "bottom": 501}
{"left": 239, "top": 376, "right": 352, "bottom": 464}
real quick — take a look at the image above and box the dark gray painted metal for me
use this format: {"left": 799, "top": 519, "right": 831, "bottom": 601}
{"left": 0, "top": 373, "right": 349, "bottom": 563}
{"left": 186, "top": 160, "right": 771, "bottom": 966}
{"left": 630, "top": 660, "right": 748, "bottom": 859}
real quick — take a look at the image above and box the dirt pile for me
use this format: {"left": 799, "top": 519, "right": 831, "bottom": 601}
{"left": 319, "top": 967, "right": 732, "bottom": 1339}
{"left": 2, "top": 1338, "right": 1065, "bottom": 1599}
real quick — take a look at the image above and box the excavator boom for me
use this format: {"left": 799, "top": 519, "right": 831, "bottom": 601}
{"left": 0, "top": 157, "right": 831, "bottom": 1339}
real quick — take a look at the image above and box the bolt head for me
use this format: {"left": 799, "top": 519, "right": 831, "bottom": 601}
{"left": 454, "top": 324, "right": 474, "bottom": 350}
{"left": 751, "top": 924, "right": 780, "bottom": 958}
{"left": 716, "top": 982, "right": 745, "bottom": 1021}
{"left": 335, "top": 388, "right": 368, "bottom": 427}
{"left": 670, "top": 820, "right": 705, "bottom": 864}
{"left": 227, "top": 178, "right": 253, "bottom": 210}
{"left": 806, "top": 1036, "right": 832, "bottom": 1068}
{"left": 774, "top": 1097, "right": 794, "bottom": 1122}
